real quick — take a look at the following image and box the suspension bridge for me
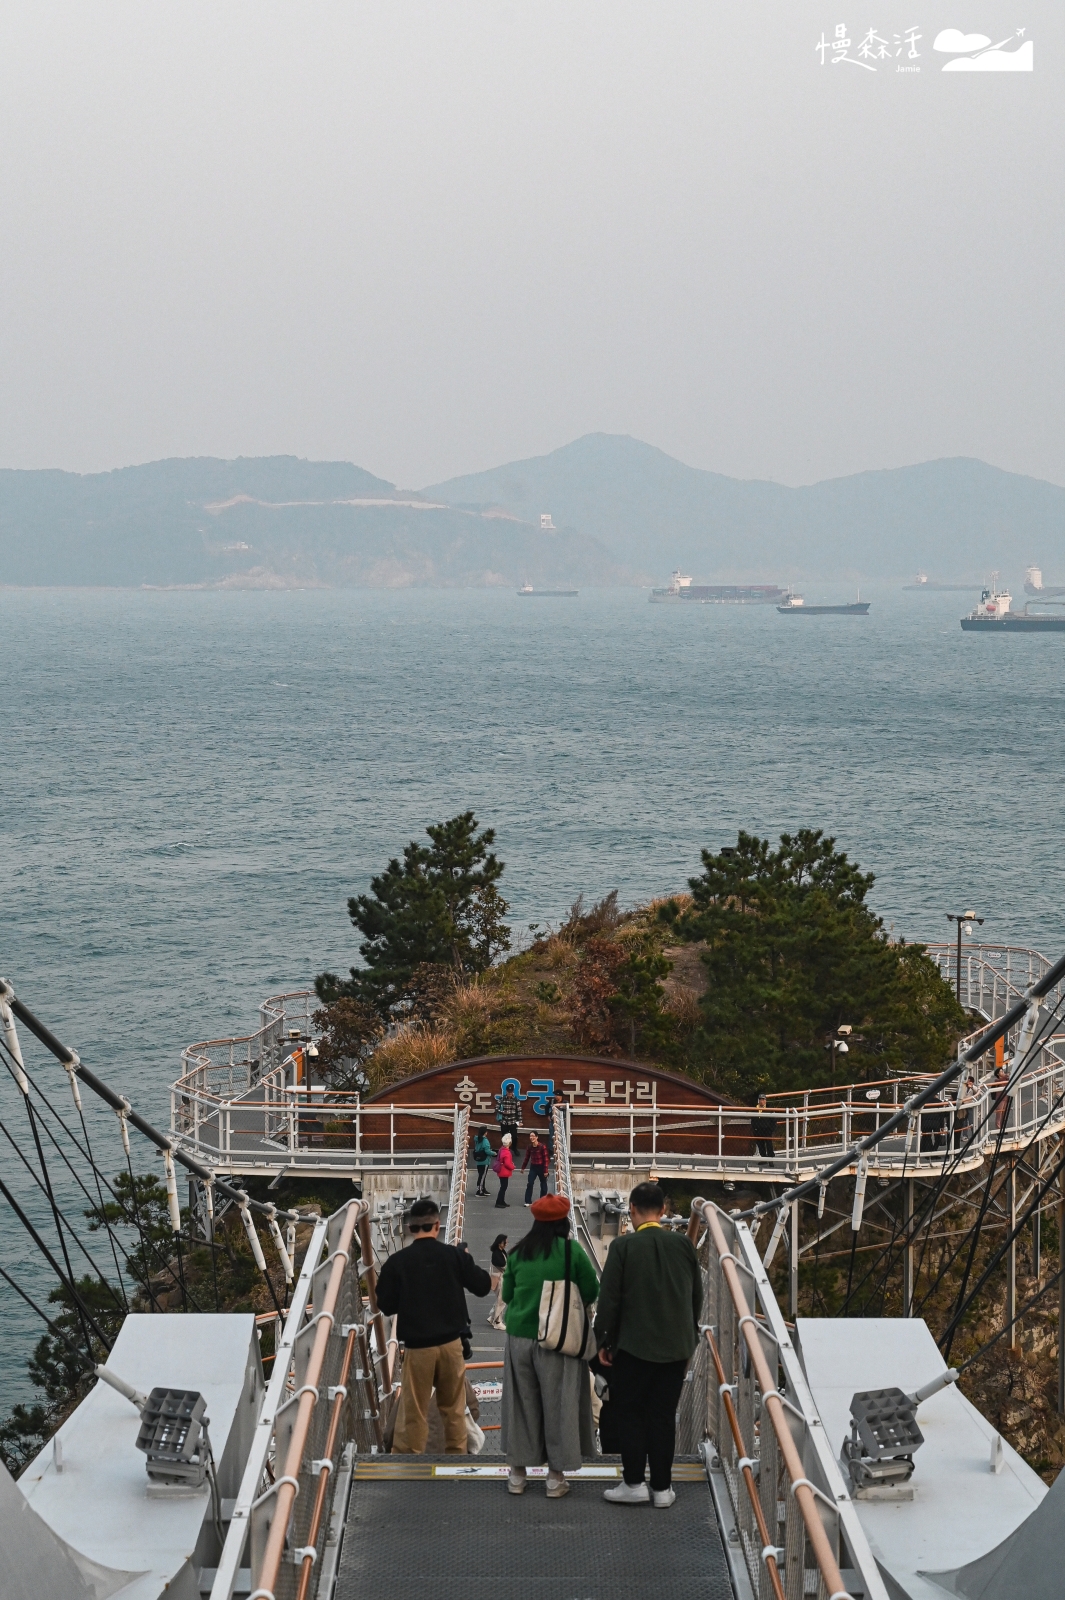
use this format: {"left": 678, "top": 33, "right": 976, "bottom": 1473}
{"left": 0, "top": 939, "right": 1064, "bottom": 1600}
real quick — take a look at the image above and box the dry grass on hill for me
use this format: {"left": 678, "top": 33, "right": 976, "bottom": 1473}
{"left": 356, "top": 893, "right": 704, "bottom": 1093}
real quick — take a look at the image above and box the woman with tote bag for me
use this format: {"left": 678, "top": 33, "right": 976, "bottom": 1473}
{"left": 499, "top": 1194, "right": 598, "bottom": 1498}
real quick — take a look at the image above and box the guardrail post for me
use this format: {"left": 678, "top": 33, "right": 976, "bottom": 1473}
{"left": 1007, "top": 1157, "right": 1017, "bottom": 1350}
{"left": 903, "top": 1178, "right": 914, "bottom": 1316}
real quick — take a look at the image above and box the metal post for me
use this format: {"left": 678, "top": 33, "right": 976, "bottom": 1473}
{"left": 789, "top": 1199, "right": 799, "bottom": 1317}
{"left": 957, "top": 918, "right": 963, "bottom": 1006}
{"left": 1007, "top": 1158, "right": 1017, "bottom": 1350}
{"left": 1059, "top": 1133, "right": 1065, "bottom": 1417}
{"left": 903, "top": 1179, "right": 914, "bottom": 1316}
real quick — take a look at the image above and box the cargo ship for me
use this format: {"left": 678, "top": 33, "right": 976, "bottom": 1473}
{"left": 649, "top": 570, "right": 787, "bottom": 603}
{"left": 961, "top": 579, "right": 1065, "bottom": 631}
{"left": 1024, "top": 564, "right": 1065, "bottom": 598}
{"left": 517, "top": 582, "right": 578, "bottom": 597}
{"left": 777, "top": 591, "right": 870, "bottom": 616}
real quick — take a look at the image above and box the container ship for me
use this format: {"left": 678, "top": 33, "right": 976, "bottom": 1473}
{"left": 649, "top": 570, "right": 787, "bottom": 604}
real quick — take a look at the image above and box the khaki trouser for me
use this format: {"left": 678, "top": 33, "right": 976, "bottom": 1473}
{"left": 393, "top": 1339, "right": 468, "bottom": 1454}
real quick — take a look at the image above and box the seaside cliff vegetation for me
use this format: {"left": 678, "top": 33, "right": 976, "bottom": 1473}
{"left": 313, "top": 813, "right": 966, "bottom": 1102}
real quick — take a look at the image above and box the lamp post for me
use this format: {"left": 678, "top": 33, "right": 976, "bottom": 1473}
{"left": 826, "top": 1025, "right": 851, "bottom": 1077}
{"left": 946, "top": 911, "right": 984, "bottom": 1007}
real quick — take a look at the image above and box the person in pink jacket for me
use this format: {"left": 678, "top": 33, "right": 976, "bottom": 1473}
{"left": 494, "top": 1132, "right": 515, "bottom": 1208}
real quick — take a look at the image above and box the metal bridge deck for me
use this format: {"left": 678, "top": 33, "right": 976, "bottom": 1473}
{"left": 335, "top": 1168, "right": 735, "bottom": 1600}
{"left": 335, "top": 1469, "right": 734, "bottom": 1600}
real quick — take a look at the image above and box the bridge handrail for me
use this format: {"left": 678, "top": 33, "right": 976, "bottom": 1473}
{"left": 551, "top": 1103, "right": 600, "bottom": 1267}
{"left": 688, "top": 1199, "right": 886, "bottom": 1600}
{"left": 211, "top": 1199, "right": 390, "bottom": 1600}
{"left": 925, "top": 941, "right": 1065, "bottom": 1019}
{"left": 444, "top": 1104, "right": 470, "bottom": 1246}
{"left": 171, "top": 1032, "right": 1065, "bottom": 1180}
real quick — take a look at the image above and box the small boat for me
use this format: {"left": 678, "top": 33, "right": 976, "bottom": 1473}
{"left": 904, "top": 571, "right": 980, "bottom": 592}
{"left": 777, "top": 589, "right": 870, "bottom": 616}
{"left": 517, "top": 582, "right": 578, "bottom": 597}
{"left": 961, "top": 577, "right": 1065, "bottom": 631}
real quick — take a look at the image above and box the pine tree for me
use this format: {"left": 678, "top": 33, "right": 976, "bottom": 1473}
{"left": 672, "top": 828, "right": 964, "bottom": 1098}
{"left": 315, "top": 812, "right": 511, "bottom": 1017}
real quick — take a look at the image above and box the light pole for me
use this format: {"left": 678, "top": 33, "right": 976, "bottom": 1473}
{"left": 826, "top": 1024, "right": 851, "bottom": 1077}
{"left": 946, "top": 911, "right": 984, "bottom": 1007}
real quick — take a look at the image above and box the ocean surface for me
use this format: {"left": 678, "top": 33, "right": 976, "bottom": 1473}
{"left": 2, "top": 581, "right": 1064, "bottom": 1408}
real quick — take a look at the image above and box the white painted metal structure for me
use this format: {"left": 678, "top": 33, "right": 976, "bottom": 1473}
{"left": 798, "top": 1318, "right": 1047, "bottom": 1600}
{"left": 15, "top": 1314, "right": 264, "bottom": 1600}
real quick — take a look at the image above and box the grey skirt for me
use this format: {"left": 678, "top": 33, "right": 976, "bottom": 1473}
{"left": 501, "top": 1333, "right": 594, "bottom": 1472}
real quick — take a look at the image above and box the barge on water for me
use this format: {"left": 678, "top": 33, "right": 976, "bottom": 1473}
{"left": 778, "top": 592, "right": 870, "bottom": 616}
{"left": 650, "top": 570, "right": 787, "bottom": 603}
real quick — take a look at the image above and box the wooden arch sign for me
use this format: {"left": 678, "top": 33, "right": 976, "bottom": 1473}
{"left": 362, "top": 1054, "right": 733, "bottom": 1159}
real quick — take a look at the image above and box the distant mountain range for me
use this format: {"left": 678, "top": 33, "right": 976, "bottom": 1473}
{"left": 1, "top": 435, "right": 1062, "bottom": 589}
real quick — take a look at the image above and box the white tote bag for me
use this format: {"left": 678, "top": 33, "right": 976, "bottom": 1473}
{"left": 536, "top": 1239, "right": 596, "bottom": 1360}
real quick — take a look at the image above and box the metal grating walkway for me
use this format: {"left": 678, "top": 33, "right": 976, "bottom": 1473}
{"left": 334, "top": 1471, "right": 735, "bottom": 1600}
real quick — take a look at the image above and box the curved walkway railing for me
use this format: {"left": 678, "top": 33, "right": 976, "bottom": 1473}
{"left": 925, "top": 941, "right": 1065, "bottom": 1022}
{"left": 173, "top": 945, "right": 1065, "bottom": 1187}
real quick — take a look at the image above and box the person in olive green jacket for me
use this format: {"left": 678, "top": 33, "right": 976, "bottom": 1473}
{"left": 594, "top": 1181, "right": 703, "bottom": 1508}
{"left": 500, "top": 1194, "right": 598, "bottom": 1498}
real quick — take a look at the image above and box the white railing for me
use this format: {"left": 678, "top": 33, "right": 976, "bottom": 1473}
{"left": 174, "top": 948, "right": 1065, "bottom": 1185}
{"left": 443, "top": 1105, "right": 470, "bottom": 1246}
{"left": 179, "top": 990, "right": 318, "bottom": 1102}
{"left": 171, "top": 1052, "right": 1065, "bottom": 1182}
{"left": 211, "top": 1198, "right": 393, "bottom": 1600}
{"left": 925, "top": 941, "right": 1065, "bottom": 1021}
{"left": 681, "top": 1200, "right": 887, "bottom": 1600}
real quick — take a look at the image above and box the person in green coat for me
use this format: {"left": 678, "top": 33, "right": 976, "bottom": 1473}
{"left": 500, "top": 1194, "right": 598, "bottom": 1498}
{"left": 594, "top": 1181, "right": 703, "bottom": 1509}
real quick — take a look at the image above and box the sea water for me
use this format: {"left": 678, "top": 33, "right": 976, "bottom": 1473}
{"left": 2, "top": 583, "right": 1063, "bottom": 1406}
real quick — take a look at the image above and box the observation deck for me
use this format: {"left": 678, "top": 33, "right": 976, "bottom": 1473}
{"left": 169, "top": 944, "right": 1065, "bottom": 1195}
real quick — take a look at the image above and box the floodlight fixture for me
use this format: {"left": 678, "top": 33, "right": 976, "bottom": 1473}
{"left": 135, "top": 1387, "right": 212, "bottom": 1487}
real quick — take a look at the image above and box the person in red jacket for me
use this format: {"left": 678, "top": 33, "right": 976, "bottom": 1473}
{"left": 494, "top": 1132, "right": 515, "bottom": 1208}
{"left": 521, "top": 1131, "right": 550, "bottom": 1204}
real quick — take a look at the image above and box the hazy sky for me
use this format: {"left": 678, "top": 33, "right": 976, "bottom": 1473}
{"left": 1, "top": 4, "right": 1061, "bottom": 487}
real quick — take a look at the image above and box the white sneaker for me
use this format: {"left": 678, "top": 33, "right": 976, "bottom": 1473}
{"left": 508, "top": 1468, "right": 526, "bottom": 1495}
{"left": 652, "top": 1487, "right": 676, "bottom": 1509}
{"left": 603, "top": 1480, "right": 650, "bottom": 1505}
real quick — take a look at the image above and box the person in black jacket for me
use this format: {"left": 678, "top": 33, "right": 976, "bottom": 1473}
{"left": 376, "top": 1197, "right": 492, "bottom": 1453}
{"left": 750, "top": 1094, "right": 778, "bottom": 1160}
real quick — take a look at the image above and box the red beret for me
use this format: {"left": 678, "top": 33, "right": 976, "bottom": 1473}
{"left": 530, "top": 1194, "right": 571, "bottom": 1222}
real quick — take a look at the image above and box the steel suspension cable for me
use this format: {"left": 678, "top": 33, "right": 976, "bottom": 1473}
{"left": 0, "top": 1115, "right": 127, "bottom": 1309}
{"left": 0, "top": 1035, "right": 176, "bottom": 1312}
{"left": 3, "top": 985, "right": 302, "bottom": 1225}
{"left": 0, "top": 1172, "right": 113, "bottom": 1352}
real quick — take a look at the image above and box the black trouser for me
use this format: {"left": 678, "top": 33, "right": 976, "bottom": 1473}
{"left": 475, "top": 1163, "right": 489, "bottom": 1193}
{"left": 500, "top": 1122, "right": 518, "bottom": 1143}
{"left": 494, "top": 1177, "right": 509, "bottom": 1206}
{"left": 524, "top": 1166, "right": 548, "bottom": 1201}
{"left": 755, "top": 1139, "right": 775, "bottom": 1158}
{"left": 609, "top": 1350, "right": 689, "bottom": 1492}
